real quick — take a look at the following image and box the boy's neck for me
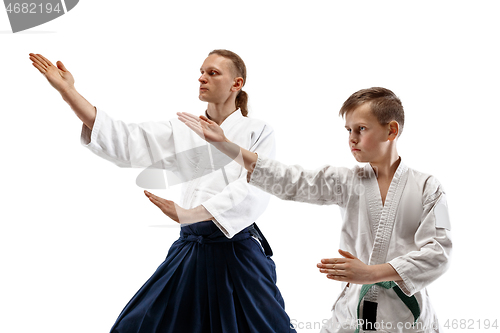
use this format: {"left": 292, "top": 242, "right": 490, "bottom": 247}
{"left": 370, "top": 151, "right": 401, "bottom": 180}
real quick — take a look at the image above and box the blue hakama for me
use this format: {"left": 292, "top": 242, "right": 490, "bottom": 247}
{"left": 110, "top": 221, "right": 295, "bottom": 333}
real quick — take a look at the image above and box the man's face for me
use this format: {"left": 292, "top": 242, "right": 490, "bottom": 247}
{"left": 198, "top": 54, "right": 236, "bottom": 103}
{"left": 344, "top": 103, "right": 391, "bottom": 164}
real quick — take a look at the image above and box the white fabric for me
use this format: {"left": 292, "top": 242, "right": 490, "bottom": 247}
{"left": 81, "top": 107, "right": 275, "bottom": 238}
{"left": 249, "top": 157, "right": 452, "bottom": 333}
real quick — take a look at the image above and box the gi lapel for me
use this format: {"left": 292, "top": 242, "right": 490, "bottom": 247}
{"left": 365, "top": 161, "right": 409, "bottom": 303}
{"left": 364, "top": 164, "right": 383, "bottom": 237}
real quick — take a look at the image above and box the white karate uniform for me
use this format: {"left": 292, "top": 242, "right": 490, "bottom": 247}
{"left": 81, "top": 107, "right": 275, "bottom": 238}
{"left": 249, "top": 157, "right": 452, "bottom": 333}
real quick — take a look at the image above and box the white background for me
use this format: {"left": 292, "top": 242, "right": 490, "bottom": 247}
{"left": 1, "top": 1, "right": 499, "bottom": 332}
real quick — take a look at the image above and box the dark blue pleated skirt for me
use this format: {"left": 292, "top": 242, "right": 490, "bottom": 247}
{"left": 110, "top": 221, "right": 295, "bottom": 333}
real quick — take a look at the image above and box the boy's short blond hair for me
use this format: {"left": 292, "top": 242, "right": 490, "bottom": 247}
{"left": 339, "top": 87, "right": 405, "bottom": 135}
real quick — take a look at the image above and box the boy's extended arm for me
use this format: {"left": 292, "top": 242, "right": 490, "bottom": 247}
{"left": 30, "top": 53, "right": 96, "bottom": 129}
{"left": 178, "top": 112, "right": 348, "bottom": 205}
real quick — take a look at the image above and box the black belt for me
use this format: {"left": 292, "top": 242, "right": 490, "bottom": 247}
{"left": 181, "top": 222, "right": 273, "bottom": 257}
{"left": 247, "top": 223, "right": 273, "bottom": 256}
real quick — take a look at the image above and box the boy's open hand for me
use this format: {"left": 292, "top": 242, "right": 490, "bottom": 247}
{"left": 177, "top": 112, "right": 226, "bottom": 143}
{"left": 29, "top": 53, "right": 75, "bottom": 93}
{"left": 317, "top": 249, "right": 376, "bottom": 284}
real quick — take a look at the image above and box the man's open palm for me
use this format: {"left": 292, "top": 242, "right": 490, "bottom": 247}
{"left": 29, "top": 53, "right": 75, "bottom": 93}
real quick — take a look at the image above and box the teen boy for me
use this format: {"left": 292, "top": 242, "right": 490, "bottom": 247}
{"left": 177, "top": 87, "right": 452, "bottom": 332}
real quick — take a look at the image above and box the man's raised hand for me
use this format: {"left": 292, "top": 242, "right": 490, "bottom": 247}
{"left": 29, "top": 53, "right": 96, "bottom": 129}
{"left": 177, "top": 112, "right": 258, "bottom": 173}
{"left": 177, "top": 112, "right": 227, "bottom": 143}
{"left": 29, "top": 53, "right": 75, "bottom": 93}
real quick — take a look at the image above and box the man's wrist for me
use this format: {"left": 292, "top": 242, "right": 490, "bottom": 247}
{"left": 59, "top": 85, "right": 77, "bottom": 99}
{"left": 184, "top": 205, "right": 213, "bottom": 224}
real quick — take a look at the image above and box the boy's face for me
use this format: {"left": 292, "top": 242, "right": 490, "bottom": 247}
{"left": 344, "top": 103, "right": 393, "bottom": 164}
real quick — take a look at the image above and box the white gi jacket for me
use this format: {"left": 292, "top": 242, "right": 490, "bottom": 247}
{"left": 81, "top": 107, "right": 275, "bottom": 238}
{"left": 249, "top": 157, "right": 452, "bottom": 333}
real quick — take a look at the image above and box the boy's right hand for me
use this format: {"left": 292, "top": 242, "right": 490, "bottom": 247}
{"left": 29, "top": 53, "right": 75, "bottom": 94}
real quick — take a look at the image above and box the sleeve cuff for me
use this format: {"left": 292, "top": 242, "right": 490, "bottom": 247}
{"left": 248, "top": 155, "right": 266, "bottom": 186}
{"left": 201, "top": 202, "right": 236, "bottom": 239}
{"left": 388, "top": 259, "right": 416, "bottom": 296}
{"left": 80, "top": 106, "right": 104, "bottom": 148}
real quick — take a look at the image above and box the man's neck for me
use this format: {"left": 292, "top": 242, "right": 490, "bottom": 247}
{"left": 206, "top": 102, "right": 238, "bottom": 125}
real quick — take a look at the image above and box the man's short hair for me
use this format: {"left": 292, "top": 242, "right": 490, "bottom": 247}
{"left": 339, "top": 87, "right": 405, "bottom": 135}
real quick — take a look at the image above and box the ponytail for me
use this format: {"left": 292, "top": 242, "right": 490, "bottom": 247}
{"left": 236, "top": 90, "right": 248, "bottom": 117}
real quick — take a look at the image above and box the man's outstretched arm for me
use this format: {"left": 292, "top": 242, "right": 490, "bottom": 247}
{"left": 29, "top": 53, "right": 96, "bottom": 130}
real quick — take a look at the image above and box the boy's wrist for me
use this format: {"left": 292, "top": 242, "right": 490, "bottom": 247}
{"left": 371, "top": 263, "right": 401, "bottom": 284}
{"left": 369, "top": 265, "right": 381, "bottom": 284}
